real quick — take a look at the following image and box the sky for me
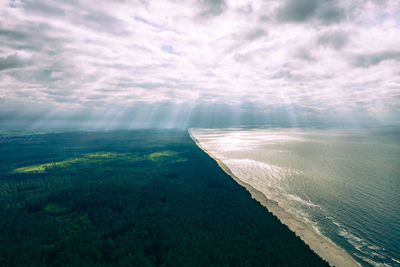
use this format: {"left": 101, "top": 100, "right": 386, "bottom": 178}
{"left": 1, "top": 0, "right": 400, "bottom": 129}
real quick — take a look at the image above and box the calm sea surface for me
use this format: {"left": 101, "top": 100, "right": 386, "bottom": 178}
{"left": 191, "top": 128, "right": 400, "bottom": 266}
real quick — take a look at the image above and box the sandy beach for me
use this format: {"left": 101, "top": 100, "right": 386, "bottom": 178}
{"left": 189, "top": 129, "right": 360, "bottom": 267}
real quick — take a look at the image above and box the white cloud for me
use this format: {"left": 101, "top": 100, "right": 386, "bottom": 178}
{"left": 0, "top": 0, "right": 399, "bottom": 128}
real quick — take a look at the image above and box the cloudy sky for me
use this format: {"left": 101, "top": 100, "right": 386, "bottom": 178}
{"left": 1, "top": 0, "right": 400, "bottom": 128}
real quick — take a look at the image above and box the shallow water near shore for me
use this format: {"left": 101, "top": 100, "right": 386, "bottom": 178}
{"left": 190, "top": 127, "right": 400, "bottom": 267}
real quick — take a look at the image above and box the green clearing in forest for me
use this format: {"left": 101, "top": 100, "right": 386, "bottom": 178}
{"left": 12, "top": 150, "right": 185, "bottom": 174}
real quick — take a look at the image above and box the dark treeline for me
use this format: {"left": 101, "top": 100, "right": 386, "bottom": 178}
{"left": 0, "top": 130, "right": 329, "bottom": 266}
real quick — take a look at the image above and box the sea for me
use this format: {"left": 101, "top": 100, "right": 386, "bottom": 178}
{"left": 190, "top": 127, "right": 400, "bottom": 266}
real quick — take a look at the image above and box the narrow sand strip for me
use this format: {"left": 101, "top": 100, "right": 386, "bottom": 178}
{"left": 189, "top": 129, "right": 359, "bottom": 267}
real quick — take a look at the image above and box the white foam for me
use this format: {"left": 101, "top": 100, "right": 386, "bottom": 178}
{"left": 353, "top": 253, "right": 386, "bottom": 267}
{"left": 285, "top": 193, "right": 319, "bottom": 207}
{"left": 191, "top": 127, "right": 398, "bottom": 266}
{"left": 392, "top": 257, "right": 400, "bottom": 264}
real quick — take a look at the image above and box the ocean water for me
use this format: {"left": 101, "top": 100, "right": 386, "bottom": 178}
{"left": 190, "top": 128, "right": 400, "bottom": 266}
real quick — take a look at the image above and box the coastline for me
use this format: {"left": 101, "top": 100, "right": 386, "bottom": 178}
{"left": 188, "top": 129, "right": 359, "bottom": 267}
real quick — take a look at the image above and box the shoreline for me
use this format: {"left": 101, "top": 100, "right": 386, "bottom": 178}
{"left": 188, "top": 129, "right": 359, "bottom": 267}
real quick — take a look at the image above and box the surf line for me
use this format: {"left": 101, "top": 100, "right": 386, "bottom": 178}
{"left": 188, "top": 129, "right": 360, "bottom": 267}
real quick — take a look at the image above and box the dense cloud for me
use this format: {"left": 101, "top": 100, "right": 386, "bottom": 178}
{"left": 0, "top": 0, "right": 399, "bottom": 128}
{"left": 353, "top": 51, "right": 400, "bottom": 68}
{"left": 317, "top": 30, "right": 349, "bottom": 50}
{"left": 277, "top": 0, "right": 345, "bottom": 24}
{"left": 199, "top": 0, "right": 227, "bottom": 17}
{"left": 0, "top": 54, "right": 25, "bottom": 70}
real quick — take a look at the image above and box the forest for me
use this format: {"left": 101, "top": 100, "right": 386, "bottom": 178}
{"left": 0, "top": 130, "right": 329, "bottom": 266}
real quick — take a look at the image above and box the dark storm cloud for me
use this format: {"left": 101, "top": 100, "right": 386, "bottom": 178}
{"left": 277, "top": 0, "right": 345, "bottom": 24}
{"left": 353, "top": 51, "right": 400, "bottom": 68}
{"left": 277, "top": 0, "right": 319, "bottom": 22}
{"left": 0, "top": 24, "right": 68, "bottom": 52}
{"left": 20, "top": 0, "right": 68, "bottom": 17}
{"left": 198, "top": 0, "right": 227, "bottom": 17}
{"left": 0, "top": 28, "right": 29, "bottom": 41}
{"left": 316, "top": 2, "right": 345, "bottom": 24}
{"left": 0, "top": 55, "right": 25, "bottom": 71}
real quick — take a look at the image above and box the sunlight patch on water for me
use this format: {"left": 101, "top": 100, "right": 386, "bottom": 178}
{"left": 190, "top": 127, "right": 400, "bottom": 267}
